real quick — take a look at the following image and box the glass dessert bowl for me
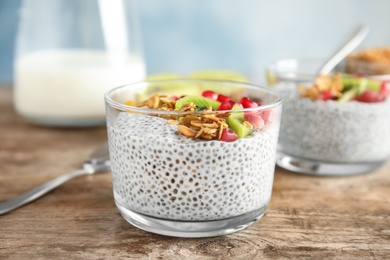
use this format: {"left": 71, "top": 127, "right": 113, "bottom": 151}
{"left": 105, "top": 79, "right": 282, "bottom": 237}
{"left": 266, "top": 58, "right": 390, "bottom": 176}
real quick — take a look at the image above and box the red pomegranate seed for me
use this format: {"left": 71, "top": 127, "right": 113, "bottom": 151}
{"left": 260, "top": 110, "right": 272, "bottom": 124}
{"left": 240, "top": 97, "right": 258, "bottom": 108}
{"left": 218, "top": 101, "right": 233, "bottom": 110}
{"left": 216, "top": 113, "right": 231, "bottom": 117}
{"left": 321, "top": 90, "right": 336, "bottom": 101}
{"left": 228, "top": 100, "right": 236, "bottom": 107}
{"left": 220, "top": 129, "right": 238, "bottom": 142}
{"left": 355, "top": 90, "right": 385, "bottom": 103}
{"left": 380, "top": 81, "right": 390, "bottom": 97}
{"left": 217, "top": 94, "right": 231, "bottom": 103}
{"left": 202, "top": 90, "right": 218, "bottom": 100}
{"left": 244, "top": 112, "right": 264, "bottom": 129}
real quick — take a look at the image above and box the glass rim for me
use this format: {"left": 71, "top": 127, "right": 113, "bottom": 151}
{"left": 104, "top": 79, "right": 283, "bottom": 115}
{"left": 267, "top": 57, "right": 390, "bottom": 79}
{"left": 266, "top": 57, "right": 327, "bottom": 80}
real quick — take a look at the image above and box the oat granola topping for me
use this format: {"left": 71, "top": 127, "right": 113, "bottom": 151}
{"left": 348, "top": 47, "right": 390, "bottom": 64}
{"left": 134, "top": 93, "right": 229, "bottom": 140}
{"left": 297, "top": 72, "right": 389, "bottom": 103}
{"left": 299, "top": 73, "right": 343, "bottom": 100}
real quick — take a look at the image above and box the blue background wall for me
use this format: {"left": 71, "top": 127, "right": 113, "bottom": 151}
{"left": 1, "top": 0, "right": 390, "bottom": 84}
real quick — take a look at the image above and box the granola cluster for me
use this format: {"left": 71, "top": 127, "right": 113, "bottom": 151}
{"left": 346, "top": 47, "right": 390, "bottom": 75}
{"left": 135, "top": 93, "right": 228, "bottom": 140}
{"left": 298, "top": 73, "right": 343, "bottom": 100}
{"left": 136, "top": 94, "right": 176, "bottom": 112}
{"left": 348, "top": 47, "right": 390, "bottom": 64}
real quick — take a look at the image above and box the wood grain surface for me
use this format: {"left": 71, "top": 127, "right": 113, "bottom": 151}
{"left": 1, "top": 87, "right": 389, "bottom": 259}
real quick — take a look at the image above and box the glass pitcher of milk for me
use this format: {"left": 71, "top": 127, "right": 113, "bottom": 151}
{"left": 14, "top": 0, "right": 146, "bottom": 127}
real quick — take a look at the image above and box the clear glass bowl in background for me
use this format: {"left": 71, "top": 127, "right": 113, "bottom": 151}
{"left": 266, "top": 58, "right": 390, "bottom": 176}
{"left": 105, "top": 79, "right": 282, "bottom": 237}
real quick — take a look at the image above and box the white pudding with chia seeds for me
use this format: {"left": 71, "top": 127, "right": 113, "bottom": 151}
{"left": 268, "top": 68, "right": 390, "bottom": 177}
{"left": 108, "top": 112, "right": 280, "bottom": 221}
{"left": 278, "top": 86, "right": 390, "bottom": 163}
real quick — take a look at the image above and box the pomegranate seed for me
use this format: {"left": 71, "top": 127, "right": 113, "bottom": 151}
{"left": 240, "top": 97, "right": 258, "bottom": 108}
{"left": 260, "top": 110, "right": 272, "bottom": 124}
{"left": 321, "top": 90, "right": 336, "bottom": 101}
{"left": 218, "top": 101, "right": 233, "bottom": 110}
{"left": 379, "top": 81, "right": 390, "bottom": 97}
{"left": 170, "top": 95, "right": 179, "bottom": 101}
{"left": 216, "top": 113, "right": 231, "bottom": 117}
{"left": 220, "top": 129, "right": 238, "bottom": 142}
{"left": 228, "top": 100, "right": 236, "bottom": 107}
{"left": 202, "top": 90, "right": 218, "bottom": 100}
{"left": 217, "top": 94, "right": 231, "bottom": 103}
{"left": 355, "top": 90, "right": 385, "bottom": 103}
{"left": 244, "top": 112, "right": 264, "bottom": 129}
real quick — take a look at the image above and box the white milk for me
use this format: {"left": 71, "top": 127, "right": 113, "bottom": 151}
{"left": 14, "top": 50, "right": 146, "bottom": 126}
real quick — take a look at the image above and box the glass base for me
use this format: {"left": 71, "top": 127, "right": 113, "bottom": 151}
{"left": 276, "top": 151, "right": 386, "bottom": 176}
{"left": 115, "top": 200, "right": 267, "bottom": 238}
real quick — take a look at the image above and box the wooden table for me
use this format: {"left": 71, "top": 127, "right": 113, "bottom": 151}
{"left": 1, "top": 86, "right": 389, "bottom": 259}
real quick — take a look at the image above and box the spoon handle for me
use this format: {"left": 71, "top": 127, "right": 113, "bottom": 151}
{"left": 0, "top": 169, "right": 89, "bottom": 215}
{"left": 319, "top": 25, "right": 370, "bottom": 75}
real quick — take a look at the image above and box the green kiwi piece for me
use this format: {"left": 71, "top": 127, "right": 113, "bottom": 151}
{"left": 226, "top": 115, "right": 252, "bottom": 138}
{"left": 138, "top": 73, "right": 197, "bottom": 102}
{"left": 342, "top": 77, "right": 380, "bottom": 93}
{"left": 225, "top": 105, "right": 252, "bottom": 138}
{"left": 338, "top": 88, "right": 359, "bottom": 102}
{"left": 146, "top": 73, "right": 182, "bottom": 80}
{"left": 175, "top": 95, "right": 221, "bottom": 110}
{"left": 189, "top": 70, "right": 248, "bottom": 82}
{"left": 188, "top": 70, "right": 247, "bottom": 96}
{"left": 266, "top": 70, "right": 277, "bottom": 87}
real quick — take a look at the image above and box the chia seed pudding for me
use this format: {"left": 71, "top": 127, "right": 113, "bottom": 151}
{"left": 105, "top": 80, "right": 282, "bottom": 230}
{"left": 108, "top": 111, "right": 281, "bottom": 221}
{"left": 277, "top": 86, "right": 390, "bottom": 163}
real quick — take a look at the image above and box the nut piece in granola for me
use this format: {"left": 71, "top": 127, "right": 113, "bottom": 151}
{"left": 179, "top": 112, "right": 228, "bottom": 141}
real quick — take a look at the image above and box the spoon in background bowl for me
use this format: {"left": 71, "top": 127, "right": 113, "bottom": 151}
{"left": 318, "top": 25, "right": 370, "bottom": 75}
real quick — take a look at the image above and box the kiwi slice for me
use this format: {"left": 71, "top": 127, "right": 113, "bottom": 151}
{"left": 175, "top": 95, "right": 221, "bottom": 110}
{"left": 146, "top": 73, "right": 182, "bottom": 80}
{"left": 342, "top": 77, "right": 380, "bottom": 92}
{"left": 225, "top": 105, "right": 252, "bottom": 138}
{"left": 340, "top": 76, "right": 381, "bottom": 101}
{"left": 266, "top": 70, "right": 277, "bottom": 87}
{"left": 138, "top": 73, "right": 198, "bottom": 102}
{"left": 189, "top": 70, "right": 248, "bottom": 82}
{"left": 226, "top": 116, "right": 252, "bottom": 138}
{"left": 338, "top": 88, "right": 359, "bottom": 102}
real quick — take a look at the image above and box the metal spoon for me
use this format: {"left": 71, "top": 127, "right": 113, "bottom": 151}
{"left": 0, "top": 142, "right": 110, "bottom": 215}
{"left": 318, "top": 25, "right": 370, "bottom": 74}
